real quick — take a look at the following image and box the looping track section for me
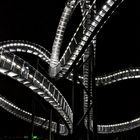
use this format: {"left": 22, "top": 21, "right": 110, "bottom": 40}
{"left": 49, "top": 0, "right": 125, "bottom": 78}
{"left": 0, "top": 0, "right": 139, "bottom": 137}
{"left": 0, "top": 50, "right": 73, "bottom": 133}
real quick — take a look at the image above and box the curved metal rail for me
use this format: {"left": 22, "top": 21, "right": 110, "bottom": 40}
{"left": 50, "top": 0, "right": 125, "bottom": 78}
{"left": 68, "top": 67, "right": 140, "bottom": 86}
{"left": 0, "top": 49, "right": 140, "bottom": 134}
{"left": 1, "top": 41, "right": 139, "bottom": 88}
{"left": 88, "top": 67, "right": 140, "bottom": 131}
{"left": 0, "top": 94, "right": 68, "bottom": 135}
{"left": 96, "top": 68, "right": 140, "bottom": 86}
{"left": 0, "top": 0, "right": 138, "bottom": 135}
{"left": 1, "top": 41, "right": 139, "bottom": 87}
{"left": 0, "top": 40, "right": 50, "bottom": 64}
{"left": 1, "top": 91, "right": 140, "bottom": 134}
{"left": 0, "top": 50, "right": 73, "bottom": 133}
{"left": 49, "top": 0, "right": 80, "bottom": 77}
{"left": 2, "top": 41, "right": 139, "bottom": 88}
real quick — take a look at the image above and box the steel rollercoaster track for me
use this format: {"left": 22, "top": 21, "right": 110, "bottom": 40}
{"left": 1, "top": 41, "right": 140, "bottom": 87}
{"left": 0, "top": 50, "right": 72, "bottom": 135}
{"left": 0, "top": 40, "right": 50, "bottom": 64}
{"left": 1, "top": 70, "right": 140, "bottom": 134}
{"left": 49, "top": 0, "right": 125, "bottom": 78}
{"left": 0, "top": 0, "right": 139, "bottom": 137}
{"left": 49, "top": 0, "right": 140, "bottom": 135}
{"left": 0, "top": 94, "right": 68, "bottom": 135}
{"left": 1, "top": 44, "right": 140, "bottom": 133}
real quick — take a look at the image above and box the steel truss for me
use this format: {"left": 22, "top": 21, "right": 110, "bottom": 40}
{"left": 0, "top": 0, "right": 139, "bottom": 140}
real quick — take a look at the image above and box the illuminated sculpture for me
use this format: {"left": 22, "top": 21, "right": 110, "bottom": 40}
{"left": 0, "top": 0, "right": 139, "bottom": 138}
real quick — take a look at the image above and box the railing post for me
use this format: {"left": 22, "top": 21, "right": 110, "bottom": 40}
{"left": 49, "top": 109, "right": 53, "bottom": 140}
{"left": 72, "top": 64, "right": 77, "bottom": 140}
{"left": 30, "top": 98, "right": 35, "bottom": 140}
{"left": 57, "top": 118, "right": 60, "bottom": 140}
{"left": 91, "top": 42, "right": 98, "bottom": 140}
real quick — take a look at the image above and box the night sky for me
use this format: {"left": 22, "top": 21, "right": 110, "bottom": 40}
{"left": 0, "top": 0, "right": 139, "bottom": 139}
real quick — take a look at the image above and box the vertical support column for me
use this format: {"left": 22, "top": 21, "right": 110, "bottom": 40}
{"left": 72, "top": 64, "right": 77, "bottom": 139}
{"left": 30, "top": 98, "right": 35, "bottom": 140}
{"left": 87, "top": 54, "right": 91, "bottom": 140}
{"left": 56, "top": 119, "right": 60, "bottom": 140}
{"left": 91, "top": 42, "right": 98, "bottom": 140}
{"left": 49, "top": 109, "right": 53, "bottom": 140}
{"left": 91, "top": 1, "right": 98, "bottom": 139}
{"left": 82, "top": 0, "right": 97, "bottom": 139}
{"left": 82, "top": 1, "right": 97, "bottom": 140}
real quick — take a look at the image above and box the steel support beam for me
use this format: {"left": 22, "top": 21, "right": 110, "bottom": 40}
{"left": 49, "top": 109, "right": 53, "bottom": 140}
{"left": 90, "top": 43, "right": 98, "bottom": 140}
{"left": 30, "top": 98, "right": 35, "bottom": 140}
{"left": 57, "top": 118, "right": 60, "bottom": 140}
{"left": 72, "top": 65, "right": 77, "bottom": 140}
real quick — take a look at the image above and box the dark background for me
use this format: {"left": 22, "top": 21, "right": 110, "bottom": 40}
{"left": 0, "top": 0, "right": 139, "bottom": 139}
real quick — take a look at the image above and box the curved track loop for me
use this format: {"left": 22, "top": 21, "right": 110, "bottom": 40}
{"left": 49, "top": 0, "right": 125, "bottom": 78}
{"left": 1, "top": 41, "right": 139, "bottom": 88}
{"left": 0, "top": 46, "right": 140, "bottom": 134}
{"left": 0, "top": 51, "right": 73, "bottom": 133}
{"left": 96, "top": 68, "right": 140, "bottom": 86}
{"left": 0, "top": 94, "right": 68, "bottom": 135}
{"left": 2, "top": 41, "right": 139, "bottom": 88}
{"left": 68, "top": 68, "right": 140, "bottom": 86}
{"left": 0, "top": 40, "right": 50, "bottom": 64}
{"left": 49, "top": 0, "right": 80, "bottom": 77}
{"left": 0, "top": 0, "right": 139, "bottom": 135}
{"left": 1, "top": 92, "right": 140, "bottom": 134}
{"left": 98, "top": 117, "right": 140, "bottom": 134}
{"left": 0, "top": 40, "right": 139, "bottom": 87}
{"left": 81, "top": 0, "right": 96, "bottom": 131}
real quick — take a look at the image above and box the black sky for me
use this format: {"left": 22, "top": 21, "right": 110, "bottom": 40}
{"left": 0, "top": 0, "right": 139, "bottom": 139}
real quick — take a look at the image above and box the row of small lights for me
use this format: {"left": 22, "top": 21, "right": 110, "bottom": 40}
{"left": 57, "top": 0, "right": 118, "bottom": 78}
{"left": 49, "top": 1, "right": 75, "bottom": 70}
{"left": 0, "top": 41, "right": 73, "bottom": 131}
{"left": 0, "top": 65, "right": 140, "bottom": 133}
{"left": 0, "top": 70, "right": 68, "bottom": 135}
{"left": 0, "top": 97, "right": 68, "bottom": 135}
{"left": 96, "top": 68, "right": 140, "bottom": 86}
{"left": 2, "top": 82, "right": 140, "bottom": 134}
{"left": 0, "top": 41, "right": 50, "bottom": 63}
{"left": 0, "top": 51, "right": 73, "bottom": 133}
{"left": 68, "top": 68, "right": 140, "bottom": 86}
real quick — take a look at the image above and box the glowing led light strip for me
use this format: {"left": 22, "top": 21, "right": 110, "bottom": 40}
{"left": 1, "top": 92, "right": 140, "bottom": 134}
{"left": 98, "top": 117, "right": 140, "bottom": 133}
{"left": 80, "top": 0, "right": 96, "bottom": 131}
{"left": 0, "top": 50, "right": 139, "bottom": 134}
{"left": 52, "top": 0, "right": 124, "bottom": 78}
{"left": 60, "top": 0, "right": 124, "bottom": 79}
{"left": 0, "top": 95, "right": 68, "bottom": 135}
{"left": 67, "top": 68, "right": 140, "bottom": 86}
{"left": 80, "top": 0, "right": 91, "bottom": 17}
{"left": 60, "top": 0, "right": 115, "bottom": 66}
{"left": 96, "top": 68, "right": 140, "bottom": 86}
{"left": 0, "top": 0, "right": 135, "bottom": 134}
{"left": 0, "top": 40, "right": 92, "bottom": 80}
{"left": 0, "top": 51, "right": 73, "bottom": 133}
{"left": 0, "top": 40, "right": 50, "bottom": 64}
{"left": 2, "top": 40, "right": 135, "bottom": 87}
{"left": 99, "top": 116, "right": 140, "bottom": 133}
{"left": 49, "top": 0, "right": 97, "bottom": 77}
{"left": 49, "top": 0, "right": 80, "bottom": 77}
